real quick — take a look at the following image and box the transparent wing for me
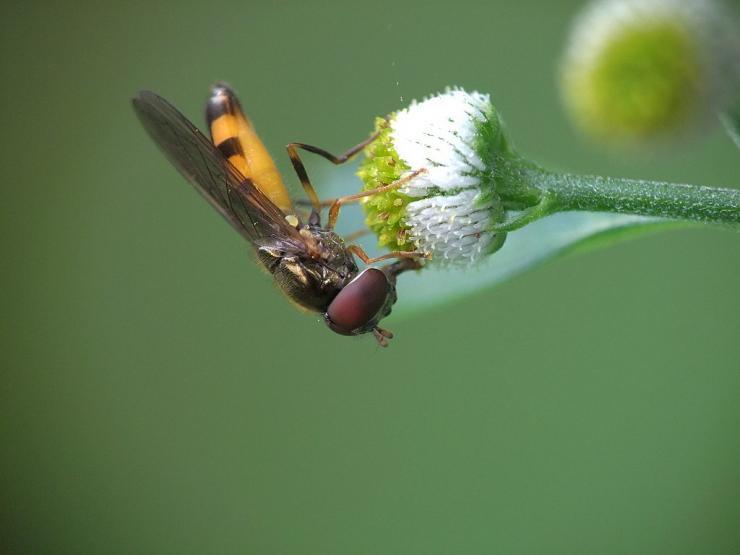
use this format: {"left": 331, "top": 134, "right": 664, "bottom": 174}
{"left": 132, "top": 90, "right": 302, "bottom": 246}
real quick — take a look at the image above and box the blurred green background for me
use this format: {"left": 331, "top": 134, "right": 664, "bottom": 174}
{"left": 2, "top": 1, "right": 739, "bottom": 553}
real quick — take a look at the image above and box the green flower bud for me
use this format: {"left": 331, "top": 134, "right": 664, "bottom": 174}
{"left": 560, "top": 0, "right": 740, "bottom": 143}
{"left": 358, "top": 89, "right": 514, "bottom": 265}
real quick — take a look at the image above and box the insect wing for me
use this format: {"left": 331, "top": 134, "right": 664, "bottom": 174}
{"left": 132, "top": 90, "right": 301, "bottom": 246}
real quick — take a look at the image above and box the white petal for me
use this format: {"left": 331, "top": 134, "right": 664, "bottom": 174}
{"left": 391, "top": 89, "right": 493, "bottom": 194}
{"left": 404, "top": 189, "right": 502, "bottom": 265}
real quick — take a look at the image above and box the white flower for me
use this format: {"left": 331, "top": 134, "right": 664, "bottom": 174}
{"left": 560, "top": 0, "right": 740, "bottom": 142}
{"left": 362, "top": 88, "right": 507, "bottom": 265}
{"left": 391, "top": 89, "right": 491, "bottom": 196}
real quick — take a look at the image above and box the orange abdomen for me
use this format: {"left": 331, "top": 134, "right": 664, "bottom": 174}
{"left": 206, "top": 83, "right": 293, "bottom": 214}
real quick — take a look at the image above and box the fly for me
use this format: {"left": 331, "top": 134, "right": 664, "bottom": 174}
{"left": 132, "top": 83, "right": 426, "bottom": 346}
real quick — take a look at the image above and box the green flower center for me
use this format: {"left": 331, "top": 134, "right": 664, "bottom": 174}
{"left": 568, "top": 21, "right": 702, "bottom": 138}
{"left": 357, "top": 117, "right": 414, "bottom": 252}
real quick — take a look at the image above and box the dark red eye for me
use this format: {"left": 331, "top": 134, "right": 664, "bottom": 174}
{"left": 325, "top": 268, "right": 391, "bottom": 335}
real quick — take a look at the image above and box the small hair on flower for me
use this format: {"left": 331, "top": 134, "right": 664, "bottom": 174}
{"left": 559, "top": 0, "right": 740, "bottom": 144}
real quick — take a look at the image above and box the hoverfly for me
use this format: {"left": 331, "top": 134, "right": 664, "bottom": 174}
{"left": 132, "top": 83, "right": 426, "bottom": 346}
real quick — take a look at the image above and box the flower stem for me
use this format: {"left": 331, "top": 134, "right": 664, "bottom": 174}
{"left": 528, "top": 168, "right": 740, "bottom": 229}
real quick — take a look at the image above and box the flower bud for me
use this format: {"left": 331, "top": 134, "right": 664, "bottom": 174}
{"left": 560, "top": 0, "right": 740, "bottom": 144}
{"left": 358, "top": 89, "right": 511, "bottom": 265}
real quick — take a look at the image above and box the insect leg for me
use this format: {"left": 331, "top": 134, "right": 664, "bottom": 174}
{"left": 372, "top": 327, "right": 393, "bottom": 347}
{"left": 383, "top": 257, "right": 425, "bottom": 279}
{"left": 343, "top": 228, "right": 372, "bottom": 242}
{"left": 326, "top": 168, "right": 426, "bottom": 229}
{"left": 347, "top": 245, "right": 430, "bottom": 265}
{"left": 286, "top": 127, "right": 384, "bottom": 220}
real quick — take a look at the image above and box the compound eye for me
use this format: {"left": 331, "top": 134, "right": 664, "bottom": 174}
{"left": 326, "top": 268, "right": 391, "bottom": 335}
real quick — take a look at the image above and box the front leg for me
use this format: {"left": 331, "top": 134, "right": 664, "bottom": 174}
{"left": 325, "top": 169, "right": 426, "bottom": 229}
{"left": 383, "top": 257, "right": 426, "bottom": 281}
{"left": 347, "top": 245, "right": 430, "bottom": 266}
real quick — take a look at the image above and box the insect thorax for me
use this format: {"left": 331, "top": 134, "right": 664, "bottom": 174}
{"left": 257, "top": 227, "right": 359, "bottom": 313}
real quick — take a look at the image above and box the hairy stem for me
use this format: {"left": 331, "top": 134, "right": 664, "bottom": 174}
{"left": 527, "top": 168, "right": 740, "bottom": 229}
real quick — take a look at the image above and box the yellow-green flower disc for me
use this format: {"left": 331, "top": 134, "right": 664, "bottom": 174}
{"left": 356, "top": 118, "right": 413, "bottom": 252}
{"left": 561, "top": 0, "right": 740, "bottom": 143}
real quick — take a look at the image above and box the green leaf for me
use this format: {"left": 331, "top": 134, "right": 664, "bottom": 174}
{"left": 320, "top": 165, "right": 685, "bottom": 315}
